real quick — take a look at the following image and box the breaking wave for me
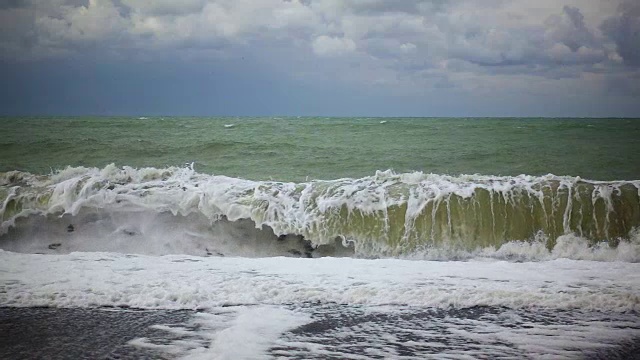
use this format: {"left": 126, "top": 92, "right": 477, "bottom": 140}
{"left": 1, "top": 164, "right": 639, "bottom": 261}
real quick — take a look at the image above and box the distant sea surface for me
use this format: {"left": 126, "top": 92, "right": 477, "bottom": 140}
{"left": 2, "top": 116, "right": 639, "bottom": 181}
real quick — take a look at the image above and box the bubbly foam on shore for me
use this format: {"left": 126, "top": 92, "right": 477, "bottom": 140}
{"left": 1, "top": 251, "right": 638, "bottom": 312}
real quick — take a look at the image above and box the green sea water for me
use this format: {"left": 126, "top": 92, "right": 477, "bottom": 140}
{"left": 1, "top": 116, "right": 639, "bottom": 181}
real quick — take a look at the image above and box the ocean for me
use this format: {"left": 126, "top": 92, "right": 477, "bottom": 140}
{"left": 1, "top": 116, "right": 639, "bottom": 359}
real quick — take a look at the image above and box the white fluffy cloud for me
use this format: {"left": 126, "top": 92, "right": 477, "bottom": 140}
{"left": 312, "top": 35, "right": 356, "bottom": 56}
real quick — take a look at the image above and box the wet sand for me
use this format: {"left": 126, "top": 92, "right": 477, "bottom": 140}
{"left": 0, "top": 307, "right": 194, "bottom": 359}
{"left": 1, "top": 306, "right": 639, "bottom": 359}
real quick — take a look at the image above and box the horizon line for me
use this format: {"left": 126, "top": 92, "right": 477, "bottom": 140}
{"left": 1, "top": 114, "right": 639, "bottom": 119}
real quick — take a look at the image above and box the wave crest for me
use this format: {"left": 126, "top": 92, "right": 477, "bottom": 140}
{"left": 1, "top": 165, "right": 639, "bottom": 260}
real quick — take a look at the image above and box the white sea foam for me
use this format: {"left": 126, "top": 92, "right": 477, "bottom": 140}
{"left": 130, "top": 306, "right": 310, "bottom": 360}
{"left": 1, "top": 251, "right": 638, "bottom": 312}
{"left": 1, "top": 249, "right": 639, "bottom": 358}
{"left": 135, "top": 304, "right": 640, "bottom": 359}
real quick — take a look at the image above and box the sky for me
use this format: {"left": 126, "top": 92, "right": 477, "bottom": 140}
{"left": 0, "top": 0, "right": 639, "bottom": 117}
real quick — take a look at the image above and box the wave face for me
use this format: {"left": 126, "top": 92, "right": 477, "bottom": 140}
{"left": 1, "top": 165, "right": 639, "bottom": 261}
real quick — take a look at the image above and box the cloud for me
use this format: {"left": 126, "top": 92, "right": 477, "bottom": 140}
{"left": 546, "top": 43, "right": 606, "bottom": 65}
{"left": 119, "top": 0, "right": 207, "bottom": 16}
{"left": 601, "top": 0, "right": 640, "bottom": 67}
{"left": 545, "top": 6, "right": 596, "bottom": 51}
{"left": 0, "top": 1, "right": 611, "bottom": 64}
{"left": 0, "top": 0, "right": 638, "bottom": 103}
{"left": 35, "top": 0, "right": 128, "bottom": 44}
{"left": 312, "top": 35, "right": 356, "bottom": 56}
{"left": 400, "top": 43, "right": 416, "bottom": 53}
{"left": 439, "top": 4, "right": 607, "bottom": 69}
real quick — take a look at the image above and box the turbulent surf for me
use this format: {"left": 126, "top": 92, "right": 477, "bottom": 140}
{"left": 2, "top": 164, "right": 639, "bottom": 261}
{"left": 2, "top": 117, "right": 640, "bottom": 359}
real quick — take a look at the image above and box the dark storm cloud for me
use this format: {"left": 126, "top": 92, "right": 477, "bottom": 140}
{"left": 0, "top": 0, "right": 88, "bottom": 9}
{"left": 448, "top": 5, "right": 605, "bottom": 70}
{"left": 548, "top": 5, "right": 596, "bottom": 51}
{"left": 0, "top": 0, "right": 28, "bottom": 9}
{"left": 601, "top": 0, "right": 640, "bottom": 67}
